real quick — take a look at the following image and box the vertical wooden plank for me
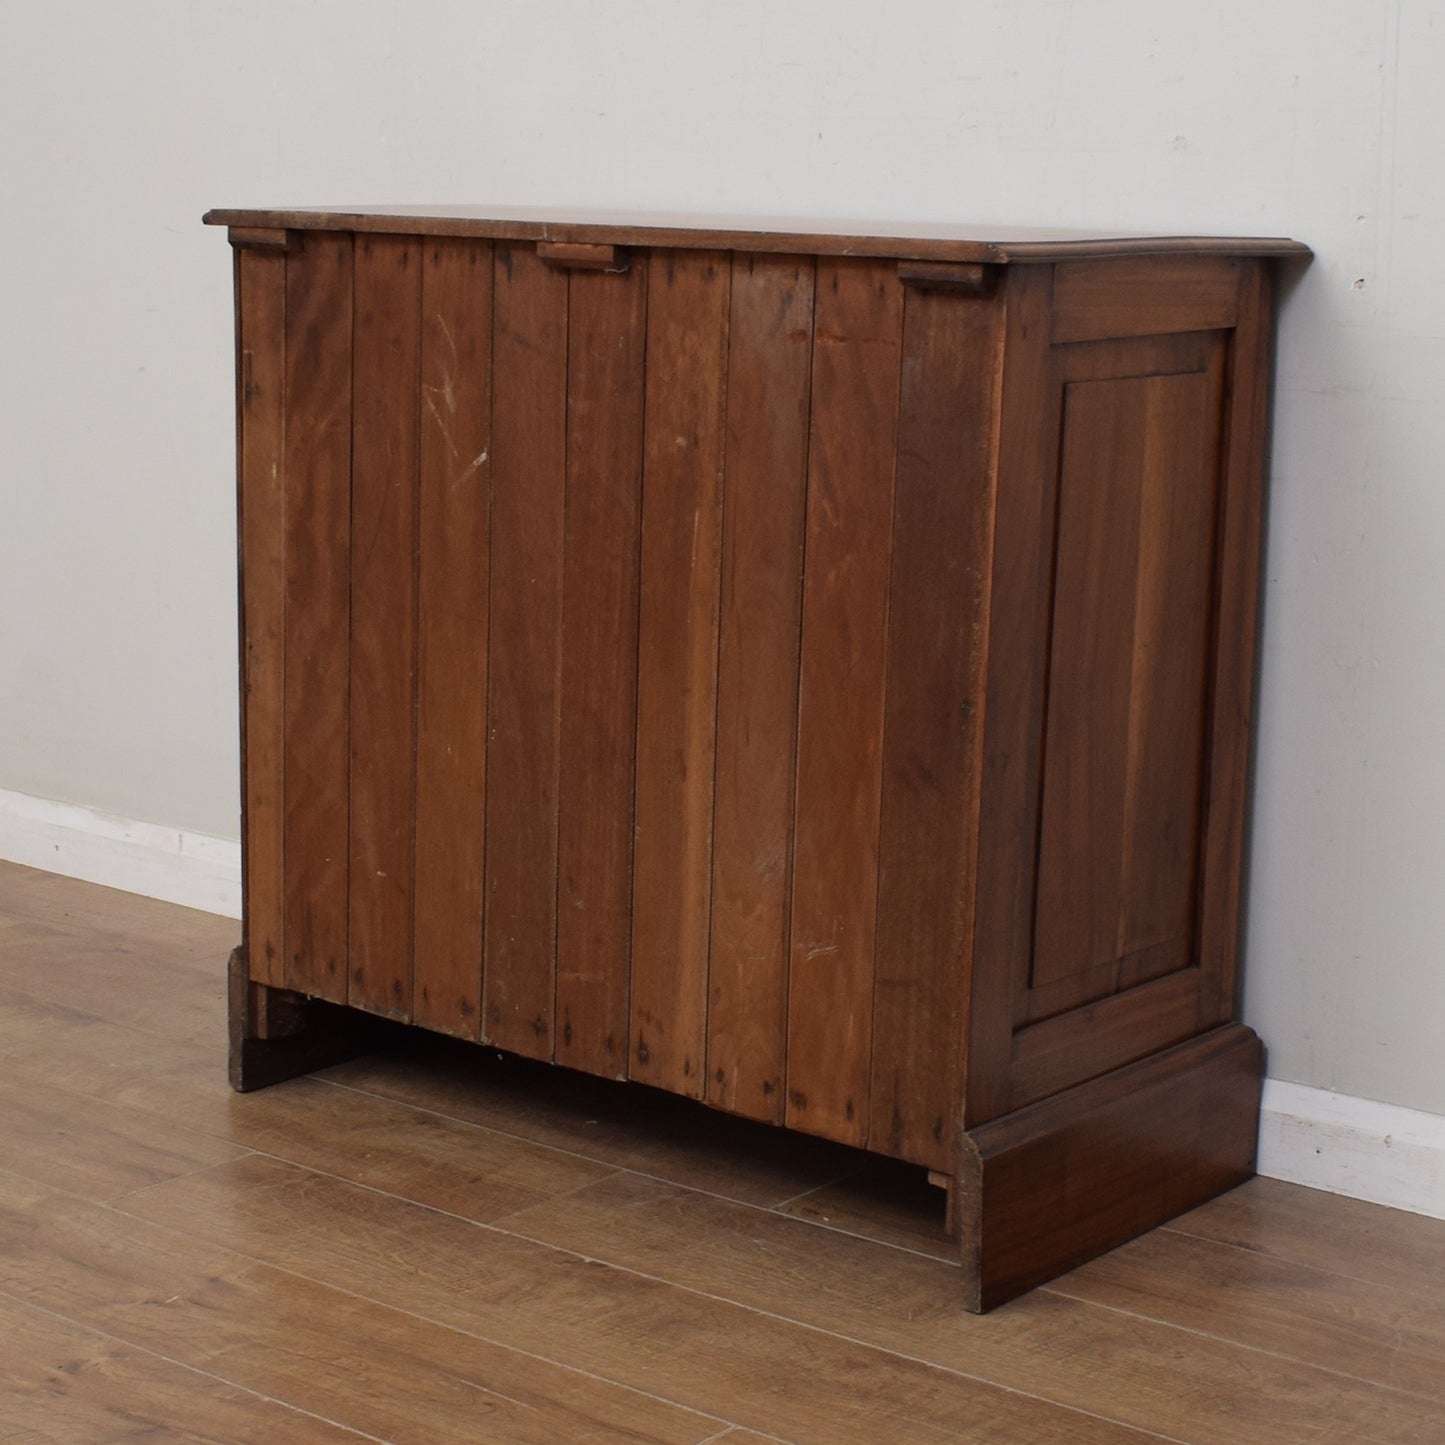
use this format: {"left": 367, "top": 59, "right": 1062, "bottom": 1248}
{"left": 282, "top": 231, "right": 353, "bottom": 1003}
{"left": 412, "top": 238, "right": 493, "bottom": 1038}
{"left": 630, "top": 250, "right": 730, "bottom": 1098}
{"left": 1198, "top": 262, "right": 1274, "bottom": 1026}
{"left": 706, "top": 255, "right": 814, "bottom": 1124}
{"left": 785, "top": 258, "right": 903, "bottom": 1148}
{"left": 347, "top": 234, "right": 421, "bottom": 1018}
{"left": 555, "top": 258, "right": 649, "bottom": 1077}
{"left": 965, "top": 265, "right": 1059, "bottom": 1126}
{"left": 236, "top": 245, "right": 286, "bottom": 989}
{"left": 868, "top": 282, "right": 1003, "bottom": 1168}
{"left": 484, "top": 243, "right": 568, "bottom": 1058}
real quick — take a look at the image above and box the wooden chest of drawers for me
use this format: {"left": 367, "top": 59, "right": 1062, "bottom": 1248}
{"left": 208, "top": 206, "right": 1306, "bottom": 1308}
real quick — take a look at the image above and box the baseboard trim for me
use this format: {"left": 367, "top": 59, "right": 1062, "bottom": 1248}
{"left": 3, "top": 784, "right": 1442, "bottom": 1220}
{"left": 1258, "top": 1078, "right": 1445, "bottom": 1221}
{"left": 0, "top": 787, "right": 241, "bottom": 918}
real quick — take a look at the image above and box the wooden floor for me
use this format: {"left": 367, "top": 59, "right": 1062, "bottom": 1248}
{"left": 2, "top": 863, "right": 1443, "bottom": 1443}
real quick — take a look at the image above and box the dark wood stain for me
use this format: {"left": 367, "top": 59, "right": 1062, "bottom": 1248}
{"left": 223, "top": 214, "right": 1303, "bottom": 1310}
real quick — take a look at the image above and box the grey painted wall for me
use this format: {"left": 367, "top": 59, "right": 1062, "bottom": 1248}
{"left": 2, "top": 0, "right": 1440, "bottom": 1114}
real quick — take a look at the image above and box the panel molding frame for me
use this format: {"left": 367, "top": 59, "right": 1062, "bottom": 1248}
{"left": 968, "top": 264, "right": 1265, "bottom": 1124}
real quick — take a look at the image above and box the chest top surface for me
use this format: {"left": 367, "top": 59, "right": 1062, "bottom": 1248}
{"left": 204, "top": 204, "right": 1308, "bottom": 265}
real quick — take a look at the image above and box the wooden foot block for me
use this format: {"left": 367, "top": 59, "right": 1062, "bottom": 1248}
{"left": 227, "top": 947, "right": 395, "bottom": 1093}
{"left": 956, "top": 1023, "right": 1263, "bottom": 1312}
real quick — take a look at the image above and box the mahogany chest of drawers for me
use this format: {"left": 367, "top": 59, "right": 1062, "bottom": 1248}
{"left": 208, "top": 206, "right": 1306, "bottom": 1307}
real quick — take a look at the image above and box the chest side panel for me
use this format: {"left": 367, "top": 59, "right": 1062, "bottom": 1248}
{"left": 969, "top": 258, "right": 1273, "bottom": 1122}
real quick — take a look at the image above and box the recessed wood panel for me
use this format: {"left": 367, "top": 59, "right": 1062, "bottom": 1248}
{"left": 281, "top": 231, "right": 353, "bottom": 1003}
{"left": 556, "top": 261, "right": 649, "bottom": 1078}
{"left": 630, "top": 250, "right": 730, "bottom": 1097}
{"left": 706, "top": 254, "right": 814, "bottom": 1125}
{"left": 348, "top": 235, "right": 422, "bottom": 1019}
{"left": 966, "top": 311, "right": 1242, "bottom": 1123}
{"left": 412, "top": 238, "right": 493, "bottom": 1039}
{"left": 483, "top": 243, "right": 568, "bottom": 1059}
{"left": 1028, "top": 352, "right": 1225, "bottom": 1021}
{"left": 1029, "top": 375, "right": 1150, "bottom": 1000}
{"left": 1116, "top": 359, "right": 1225, "bottom": 987}
{"left": 786, "top": 258, "right": 904, "bottom": 1148}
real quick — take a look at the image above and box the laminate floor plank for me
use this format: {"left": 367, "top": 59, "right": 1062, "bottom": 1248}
{"left": 776, "top": 1157, "right": 954, "bottom": 1260}
{"left": 0, "top": 1172, "right": 713, "bottom": 1445}
{"left": 496, "top": 1169, "right": 1445, "bottom": 1445}
{"left": 0, "top": 909, "right": 228, "bottom": 998}
{"left": 0, "top": 1061, "right": 247, "bottom": 1205}
{"left": 1049, "top": 1226, "right": 1445, "bottom": 1403}
{"left": 707, "top": 1432, "right": 796, "bottom": 1444}
{"left": 116, "top": 1154, "right": 1167, "bottom": 1444}
{"left": 0, "top": 1287, "right": 372, "bottom": 1443}
{"left": 6, "top": 862, "right": 1445, "bottom": 1444}
{"left": 320, "top": 1037, "right": 871, "bottom": 1210}
{"left": 0, "top": 999, "right": 618, "bottom": 1224}
{"left": 0, "top": 860, "right": 238, "bottom": 964}
{"left": 0, "top": 975, "right": 121, "bottom": 1041}
{"left": 0, "top": 981, "right": 246, "bottom": 1133}
{"left": 1167, "top": 1174, "right": 1445, "bottom": 1299}
{"left": 0, "top": 917, "right": 226, "bottom": 1043}
{"left": 192, "top": 1073, "right": 621, "bottom": 1223}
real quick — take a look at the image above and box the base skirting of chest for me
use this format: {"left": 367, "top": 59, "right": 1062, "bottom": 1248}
{"left": 955, "top": 1023, "right": 1262, "bottom": 1309}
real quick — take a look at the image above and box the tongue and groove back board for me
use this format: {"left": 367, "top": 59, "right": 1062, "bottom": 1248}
{"left": 210, "top": 207, "right": 1307, "bottom": 1309}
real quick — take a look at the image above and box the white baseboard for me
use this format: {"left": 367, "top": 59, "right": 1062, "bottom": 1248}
{"left": 3, "top": 784, "right": 1443, "bottom": 1220}
{"left": 0, "top": 786, "right": 241, "bottom": 918}
{"left": 1258, "top": 1078, "right": 1445, "bottom": 1221}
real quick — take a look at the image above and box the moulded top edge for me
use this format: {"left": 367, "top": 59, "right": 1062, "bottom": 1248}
{"left": 202, "top": 205, "right": 1310, "bottom": 264}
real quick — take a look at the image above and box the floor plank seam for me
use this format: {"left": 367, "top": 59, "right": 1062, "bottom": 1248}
{"left": 696, "top": 1429, "right": 795, "bottom": 1445}
{"left": 216, "top": 1148, "right": 637, "bottom": 1238}
{"left": 10, "top": 1123, "right": 1278, "bottom": 1442}
{"left": 0, "top": 980, "right": 110, "bottom": 1027}
{"left": 0, "top": 977, "right": 221, "bottom": 1052}
{"left": 1157, "top": 1219, "right": 1445, "bottom": 1304}
{"left": 471, "top": 1220, "right": 1188, "bottom": 1442}
{"left": 226, "top": 1108, "right": 953, "bottom": 1278}
{"left": 11, "top": 869, "right": 1445, "bottom": 1444}
{"left": 101, "top": 1153, "right": 261, "bottom": 1207}
{"left": 769, "top": 1168, "right": 869, "bottom": 1212}
{"left": 7, "top": 1141, "right": 1194, "bottom": 1445}
{"left": 757, "top": 1205, "right": 961, "bottom": 1266}
{"left": 312, "top": 1070, "right": 954, "bottom": 1257}
{"left": 312, "top": 1071, "right": 680, "bottom": 1172}
{"left": 88, "top": 1190, "right": 738, "bottom": 1434}
{"left": 0, "top": 1283, "right": 396, "bottom": 1444}
{"left": 1038, "top": 1284, "right": 1444, "bottom": 1405}
{"left": 481, "top": 1166, "right": 633, "bottom": 1228}
{"left": 100, "top": 1163, "right": 1171, "bottom": 1441}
